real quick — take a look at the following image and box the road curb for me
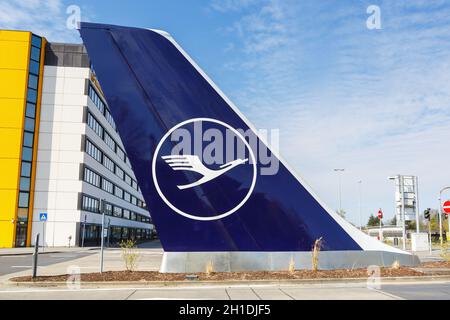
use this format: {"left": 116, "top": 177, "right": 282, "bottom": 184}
{"left": 5, "top": 275, "right": 450, "bottom": 289}
{"left": 0, "top": 248, "right": 101, "bottom": 257}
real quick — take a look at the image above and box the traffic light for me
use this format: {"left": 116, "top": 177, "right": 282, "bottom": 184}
{"left": 424, "top": 208, "right": 431, "bottom": 221}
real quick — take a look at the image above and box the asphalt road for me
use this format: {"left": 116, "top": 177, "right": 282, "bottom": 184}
{"left": 381, "top": 283, "right": 450, "bottom": 300}
{"left": 0, "top": 282, "right": 449, "bottom": 300}
{"left": 0, "top": 252, "right": 95, "bottom": 277}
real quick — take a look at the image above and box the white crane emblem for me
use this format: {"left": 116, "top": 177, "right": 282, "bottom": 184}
{"left": 162, "top": 155, "right": 249, "bottom": 190}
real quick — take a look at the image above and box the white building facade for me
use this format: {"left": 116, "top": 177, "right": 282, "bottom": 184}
{"left": 31, "top": 43, "right": 153, "bottom": 247}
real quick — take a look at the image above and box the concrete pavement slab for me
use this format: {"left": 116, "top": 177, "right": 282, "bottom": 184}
{"left": 280, "top": 286, "right": 399, "bottom": 300}
{"left": 225, "top": 288, "right": 260, "bottom": 300}
{"left": 252, "top": 288, "right": 293, "bottom": 300}
{"left": 128, "top": 288, "right": 230, "bottom": 300}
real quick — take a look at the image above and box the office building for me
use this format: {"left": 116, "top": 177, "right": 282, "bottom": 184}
{"left": 0, "top": 30, "right": 154, "bottom": 248}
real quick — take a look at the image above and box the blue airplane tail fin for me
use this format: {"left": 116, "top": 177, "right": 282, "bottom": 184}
{"left": 79, "top": 23, "right": 418, "bottom": 271}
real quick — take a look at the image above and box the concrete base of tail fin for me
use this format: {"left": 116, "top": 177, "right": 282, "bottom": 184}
{"left": 159, "top": 251, "right": 420, "bottom": 273}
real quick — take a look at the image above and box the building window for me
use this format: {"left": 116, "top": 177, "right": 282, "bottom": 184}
{"left": 19, "top": 177, "right": 31, "bottom": 191}
{"left": 23, "top": 132, "right": 34, "bottom": 148}
{"left": 21, "top": 162, "right": 32, "bottom": 177}
{"left": 116, "top": 147, "right": 125, "bottom": 162}
{"left": 82, "top": 195, "right": 99, "bottom": 213}
{"left": 103, "top": 155, "right": 115, "bottom": 172}
{"left": 85, "top": 139, "right": 102, "bottom": 163}
{"left": 18, "top": 192, "right": 29, "bottom": 208}
{"left": 17, "top": 208, "right": 28, "bottom": 222}
{"left": 101, "top": 178, "right": 114, "bottom": 194}
{"left": 27, "top": 88, "right": 37, "bottom": 103}
{"left": 88, "top": 85, "right": 105, "bottom": 114}
{"left": 124, "top": 174, "right": 132, "bottom": 186}
{"left": 87, "top": 113, "right": 103, "bottom": 138}
{"left": 123, "top": 191, "right": 131, "bottom": 203}
{"left": 105, "top": 109, "right": 116, "bottom": 131}
{"left": 28, "top": 74, "right": 38, "bottom": 89}
{"left": 123, "top": 209, "right": 130, "bottom": 220}
{"left": 30, "top": 46, "right": 41, "bottom": 62}
{"left": 24, "top": 117, "right": 35, "bottom": 132}
{"left": 22, "top": 147, "right": 33, "bottom": 162}
{"left": 29, "top": 60, "right": 40, "bottom": 76}
{"left": 113, "top": 206, "right": 123, "bottom": 218}
{"left": 83, "top": 167, "right": 101, "bottom": 188}
{"left": 114, "top": 186, "right": 123, "bottom": 199}
{"left": 104, "top": 132, "right": 115, "bottom": 151}
{"left": 115, "top": 166, "right": 124, "bottom": 180}
{"left": 104, "top": 203, "right": 113, "bottom": 216}
{"left": 31, "top": 35, "right": 42, "bottom": 48}
{"left": 26, "top": 103, "right": 36, "bottom": 118}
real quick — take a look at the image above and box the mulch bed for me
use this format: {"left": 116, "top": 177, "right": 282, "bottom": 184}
{"left": 11, "top": 267, "right": 426, "bottom": 283}
{"left": 420, "top": 261, "right": 450, "bottom": 268}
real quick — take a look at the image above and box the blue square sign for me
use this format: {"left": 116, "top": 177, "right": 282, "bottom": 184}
{"left": 39, "top": 213, "right": 48, "bottom": 222}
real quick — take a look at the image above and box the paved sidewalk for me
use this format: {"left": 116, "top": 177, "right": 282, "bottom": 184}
{"left": 0, "top": 247, "right": 164, "bottom": 284}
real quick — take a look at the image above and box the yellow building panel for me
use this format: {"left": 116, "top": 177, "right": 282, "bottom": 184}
{"left": 0, "top": 222, "right": 15, "bottom": 248}
{"left": 0, "top": 158, "right": 20, "bottom": 190}
{"left": 0, "top": 128, "right": 22, "bottom": 159}
{"left": 0, "top": 69, "right": 28, "bottom": 99}
{"left": 0, "top": 41, "right": 30, "bottom": 70}
{"left": 0, "top": 189, "right": 18, "bottom": 248}
{"left": 0, "top": 30, "right": 30, "bottom": 42}
{"left": 0, "top": 99, "right": 25, "bottom": 129}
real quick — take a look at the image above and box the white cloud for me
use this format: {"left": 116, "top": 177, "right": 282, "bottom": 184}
{"left": 0, "top": 0, "right": 86, "bottom": 43}
{"left": 210, "top": 0, "right": 259, "bottom": 13}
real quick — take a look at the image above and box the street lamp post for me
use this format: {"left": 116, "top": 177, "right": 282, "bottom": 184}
{"left": 358, "top": 180, "right": 363, "bottom": 231}
{"left": 100, "top": 199, "right": 106, "bottom": 273}
{"left": 334, "top": 169, "right": 345, "bottom": 215}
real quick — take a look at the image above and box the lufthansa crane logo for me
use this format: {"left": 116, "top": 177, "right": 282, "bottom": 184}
{"left": 152, "top": 118, "right": 257, "bottom": 221}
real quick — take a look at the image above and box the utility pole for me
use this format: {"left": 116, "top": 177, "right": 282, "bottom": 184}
{"left": 32, "top": 233, "right": 40, "bottom": 279}
{"left": 438, "top": 187, "right": 450, "bottom": 246}
{"left": 100, "top": 199, "right": 106, "bottom": 273}
{"left": 415, "top": 176, "right": 420, "bottom": 234}
{"left": 81, "top": 214, "right": 86, "bottom": 248}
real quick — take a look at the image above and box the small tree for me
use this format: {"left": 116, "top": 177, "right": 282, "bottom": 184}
{"left": 119, "top": 240, "right": 140, "bottom": 272}
{"left": 367, "top": 214, "right": 381, "bottom": 227}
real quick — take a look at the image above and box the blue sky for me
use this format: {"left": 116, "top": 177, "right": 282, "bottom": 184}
{"left": 2, "top": 0, "right": 450, "bottom": 226}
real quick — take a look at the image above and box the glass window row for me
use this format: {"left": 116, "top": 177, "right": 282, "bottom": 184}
{"left": 88, "top": 84, "right": 117, "bottom": 131}
{"left": 86, "top": 112, "right": 128, "bottom": 166}
{"left": 82, "top": 165, "right": 146, "bottom": 210}
{"left": 80, "top": 194, "right": 151, "bottom": 224}
{"left": 84, "top": 137, "right": 144, "bottom": 205}
{"left": 16, "top": 34, "right": 43, "bottom": 232}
